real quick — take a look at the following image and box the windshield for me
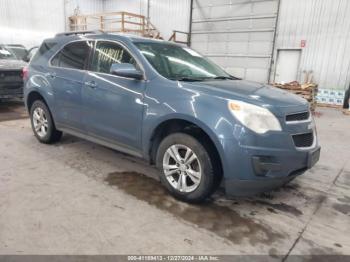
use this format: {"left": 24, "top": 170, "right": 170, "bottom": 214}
{"left": 6, "top": 46, "right": 28, "bottom": 60}
{"left": 0, "top": 45, "right": 17, "bottom": 60}
{"left": 134, "top": 42, "right": 234, "bottom": 81}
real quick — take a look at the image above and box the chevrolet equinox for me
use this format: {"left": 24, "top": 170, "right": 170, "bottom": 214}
{"left": 24, "top": 31, "right": 320, "bottom": 203}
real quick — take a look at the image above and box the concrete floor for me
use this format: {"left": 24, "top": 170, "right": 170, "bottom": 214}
{"left": 0, "top": 101, "right": 349, "bottom": 257}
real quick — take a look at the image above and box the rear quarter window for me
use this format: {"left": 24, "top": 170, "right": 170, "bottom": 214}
{"left": 30, "top": 41, "right": 57, "bottom": 64}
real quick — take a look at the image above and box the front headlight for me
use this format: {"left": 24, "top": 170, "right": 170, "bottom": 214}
{"left": 228, "top": 100, "right": 282, "bottom": 134}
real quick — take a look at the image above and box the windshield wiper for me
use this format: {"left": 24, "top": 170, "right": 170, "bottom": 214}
{"left": 171, "top": 76, "right": 239, "bottom": 81}
{"left": 171, "top": 77, "right": 204, "bottom": 82}
{"left": 212, "top": 76, "right": 239, "bottom": 80}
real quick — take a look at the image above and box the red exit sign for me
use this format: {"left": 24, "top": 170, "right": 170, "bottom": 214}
{"left": 301, "top": 40, "right": 306, "bottom": 48}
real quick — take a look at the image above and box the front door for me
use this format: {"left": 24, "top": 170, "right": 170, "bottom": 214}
{"left": 82, "top": 40, "right": 146, "bottom": 151}
{"left": 49, "top": 40, "right": 92, "bottom": 131}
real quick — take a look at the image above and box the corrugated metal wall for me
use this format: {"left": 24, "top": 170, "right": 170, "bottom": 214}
{"left": 272, "top": 0, "right": 350, "bottom": 94}
{"left": 103, "top": 0, "right": 147, "bottom": 15}
{"left": 65, "top": 0, "right": 104, "bottom": 18}
{"left": 149, "top": 0, "right": 191, "bottom": 41}
{"left": 0, "top": 0, "right": 189, "bottom": 51}
{"left": 0, "top": 0, "right": 105, "bottom": 47}
{"left": 0, "top": 0, "right": 65, "bottom": 47}
{"left": 3, "top": 0, "right": 348, "bottom": 100}
{"left": 190, "top": 0, "right": 279, "bottom": 83}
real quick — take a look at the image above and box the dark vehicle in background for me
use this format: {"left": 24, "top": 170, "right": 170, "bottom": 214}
{"left": 343, "top": 85, "right": 349, "bottom": 109}
{"left": 5, "top": 44, "right": 28, "bottom": 61}
{"left": 0, "top": 45, "right": 27, "bottom": 100}
{"left": 5, "top": 44, "right": 38, "bottom": 62}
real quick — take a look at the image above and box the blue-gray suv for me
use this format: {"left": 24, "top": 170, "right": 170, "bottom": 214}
{"left": 24, "top": 31, "right": 320, "bottom": 203}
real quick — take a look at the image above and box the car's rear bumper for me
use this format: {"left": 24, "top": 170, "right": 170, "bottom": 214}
{"left": 0, "top": 94, "right": 23, "bottom": 99}
{"left": 0, "top": 84, "right": 23, "bottom": 99}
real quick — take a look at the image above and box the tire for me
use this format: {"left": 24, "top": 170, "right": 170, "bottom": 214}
{"left": 30, "top": 100, "right": 62, "bottom": 144}
{"left": 156, "top": 133, "right": 218, "bottom": 203}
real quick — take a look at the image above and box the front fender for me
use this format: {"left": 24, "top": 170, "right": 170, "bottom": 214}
{"left": 143, "top": 112, "right": 228, "bottom": 155}
{"left": 142, "top": 81, "right": 237, "bottom": 177}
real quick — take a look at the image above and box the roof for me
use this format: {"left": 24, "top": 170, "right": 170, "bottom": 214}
{"left": 52, "top": 31, "right": 179, "bottom": 46}
{"left": 5, "top": 44, "right": 26, "bottom": 48}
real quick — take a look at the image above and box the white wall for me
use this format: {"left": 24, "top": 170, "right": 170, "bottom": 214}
{"left": 272, "top": 0, "right": 350, "bottom": 94}
{"left": 65, "top": 0, "right": 104, "bottom": 19}
{"left": 103, "top": 0, "right": 147, "bottom": 15}
{"left": 0, "top": 0, "right": 106, "bottom": 47}
{"left": 0, "top": 0, "right": 191, "bottom": 47}
{"left": 149, "top": 0, "right": 191, "bottom": 41}
{"left": 0, "top": 0, "right": 65, "bottom": 47}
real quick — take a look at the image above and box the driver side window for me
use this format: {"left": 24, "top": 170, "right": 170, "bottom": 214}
{"left": 91, "top": 41, "right": 136, "bottom": 74}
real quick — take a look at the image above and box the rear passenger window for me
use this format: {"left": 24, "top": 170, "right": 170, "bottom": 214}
{"left": 51, "top": 41, "right": 91, "bottom": 70}
{"left": 91, "top": 41, "right": 136, "bottom": 74}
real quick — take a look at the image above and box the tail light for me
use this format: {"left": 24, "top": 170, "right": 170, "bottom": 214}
{"left": 22, "top": 66, "right": 29, "bottom": 81}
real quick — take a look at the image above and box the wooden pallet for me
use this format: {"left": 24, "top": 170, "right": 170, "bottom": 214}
{"left": 68, "top": 11, "right": 189, "bottom": 44}
{"left": 69, "top": 11, "right": 164, "bottom": 39}
{"left": 272, "top": 81, "right": 318, "bottom": 111}
{"left": 317, "top": 103, "right": 342, "bottom": 109}
{"left": 342, "top": 109, "right": 350, "bottom": 115}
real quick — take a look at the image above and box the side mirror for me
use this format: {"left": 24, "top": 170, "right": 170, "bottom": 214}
{"left": 24, "top": 55, "right": 30, "bottom": 63}
{"left": 110, "top": 63, "right": 143, "bottom": 80}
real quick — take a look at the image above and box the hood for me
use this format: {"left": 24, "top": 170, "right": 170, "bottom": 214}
{"left": 183, "top": 79, "right": 309, "bottom": 115}
{"left": 0, "top": 59, "right": 27, "bottom": 70}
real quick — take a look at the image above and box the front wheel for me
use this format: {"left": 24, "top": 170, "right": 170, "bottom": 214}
{"left": 30, "top": 100, "right": 62, "bottom": 144}
{"left": 156, "top": 133, "right": 218, "bottom": 203}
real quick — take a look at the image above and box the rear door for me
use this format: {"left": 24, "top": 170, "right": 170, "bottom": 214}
{"left": 48, "top": 40, "right": 92, "bottom": 131}
{"left": 82, "top": 40, "right": 146, "bottom": 151}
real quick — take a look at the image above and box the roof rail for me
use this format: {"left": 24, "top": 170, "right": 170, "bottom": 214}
{"left": 55, "top": 30, "right": 103, "bottom": 37}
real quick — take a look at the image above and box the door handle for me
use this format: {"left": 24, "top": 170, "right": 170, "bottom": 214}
{"left": 45, "top": 72, "right": 56, "bottom": 79}
{"left": 85, "top": 81, "right": 98, "bottom": 88}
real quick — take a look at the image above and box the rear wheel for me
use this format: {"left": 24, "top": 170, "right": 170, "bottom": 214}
{"left": 156, "top": 133, "right": 218, "bottom": 203}
{"left": 30, "top": 100, "right": 62, "bottom": 144}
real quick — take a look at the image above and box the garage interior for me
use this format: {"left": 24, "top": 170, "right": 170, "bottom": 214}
{"left": 0, "top": 0, "right": 350, "bottom": 260}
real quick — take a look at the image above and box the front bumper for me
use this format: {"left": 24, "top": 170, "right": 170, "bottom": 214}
{"left": 221, "top": 110, "right": 320, "bottom": 196}
{"left": 224, "top": 145, "right": 320, "bottom": 196}
{"left": 225, "top": 175, "right": 297, "bottom": 196}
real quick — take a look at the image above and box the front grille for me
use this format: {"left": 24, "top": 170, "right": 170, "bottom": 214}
{"left": 286, "top": 111, "right": 310, "bottom": 122}
{"left": 292, "top": 132, "right": 314, "bottom": 148}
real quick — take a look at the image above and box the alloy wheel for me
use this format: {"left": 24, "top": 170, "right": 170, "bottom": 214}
{"left": 162, "top": 144, "right": 202, "bottom": 193}
{"left": 32, "top": 107, "right": 48, "bottom": 138}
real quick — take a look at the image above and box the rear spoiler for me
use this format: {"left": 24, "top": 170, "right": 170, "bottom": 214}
{"left": 55, "top": 30, "right": 103, "bottom": 37}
